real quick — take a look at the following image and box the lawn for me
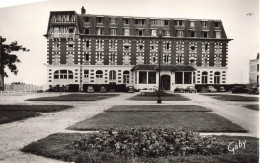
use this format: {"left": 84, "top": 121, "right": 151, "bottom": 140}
{"left": 21, "top": 133, "right": 259, "bottom": 163}
{"left": 106, "top": 105, "right": 211, "bottom": 112}
{"left": 26, "top": 93, "right": 119, "bottom": 101}
{"left": 0, "top": 105, "right": 73, "bottom": 124}
{"left": 68, "top": 112, "right": 246, "bottom": 132}
{"left": 202, "top": 94, "right": 259, "bottom": 101}
{"left": 243, "top": 105, "right": 259, "bottom": 111}
{"left": 128, "top": 94, "right": 190, "bottom": 101}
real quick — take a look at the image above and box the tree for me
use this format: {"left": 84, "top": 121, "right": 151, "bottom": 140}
{"left": 0, "top": 36, "right": 30, "bottom": 91}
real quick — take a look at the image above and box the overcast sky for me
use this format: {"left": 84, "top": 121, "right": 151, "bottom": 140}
{"left": 0, "top": 0, "right": 259, "bottom": 86}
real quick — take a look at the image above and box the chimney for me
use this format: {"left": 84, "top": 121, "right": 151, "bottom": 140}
{"left": 81, "top": 6, "right": 86, "bottom": 14}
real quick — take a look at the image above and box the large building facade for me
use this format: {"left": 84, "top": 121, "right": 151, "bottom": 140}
{"left": 45, "top": 7, "right": 231, "bottom": 91}
{"left": 249, "top": 53, "right": 259, "bottom": 87}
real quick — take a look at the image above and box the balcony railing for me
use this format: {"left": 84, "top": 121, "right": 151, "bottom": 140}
{"left": 83, "top": 61, "right": 90, "bottom": 65}
{"left": 51, "top": 33, "right": 75, "bottom": 38}
{"left": 110, "top": 61, "right": 117, "bottom": 65}
{"left": 96, "top": 48, "right": 104, "bottom": 51}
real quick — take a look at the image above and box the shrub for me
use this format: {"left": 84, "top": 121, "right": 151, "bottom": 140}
{"left": 72, "top": 127, "right": 227, "bottom": 159}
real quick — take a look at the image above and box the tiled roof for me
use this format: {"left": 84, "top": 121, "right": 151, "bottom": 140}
{"left": 131, "top": 64, "right": 196, "bottom": 71}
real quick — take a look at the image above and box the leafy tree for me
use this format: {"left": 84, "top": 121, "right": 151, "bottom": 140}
{"left": 0, "top": 37, "right": 30, "bottom": 90}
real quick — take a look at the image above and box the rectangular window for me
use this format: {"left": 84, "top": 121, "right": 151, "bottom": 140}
{"left": 84, "top": 17, "right": 90, "bottom": 22}
{"left": 177, "top": 30, "right": 183, "bottom": 37}
{"left": 184, "top": 72, "right": 192, "bottom": 84}
{"left": 164, "top": 20, "right": 169, "bottom": 25}
{"left": 175, "top": 72, "right": 183, "bottom": 84}
{"left": 166, "top": 42, "right": 170, "bottom": 49}
{"left": 190, "top": 21, "right": 195, "bottom": 27}
{"left": 257, "top": 64, "right": 259, "bottom": 72}
{"left": 68, "top": 28, "right": 74, "bottom": 33}
{"left": 97, "top": 17, "right": 102, "bottom": 23}
{"left": 215, "top": 22, "right": 220, "bottom": 27}
{"left": 124, "top": 19, "right": 129, "bottom": 24}
{"left": 190, "top": 31, "right": 195, "bottom": 37}
{"left": 175, "top": 20, "right": 184, "bottom": 26}
{"left": 84, "top": 28, "right": 90, "bottom": 34}
{"left": 139, "top": 71, "right": 147, "bottom": 84}
{"left": 151, "top": 29, "right": 157, "bottom": 36}
{"left": 110, "top": 18, "right": 116, "bottom": 24}
{"left": 85, "top": 54, "right": 89, "bottom": 61}
{"left": 110, "top": 28, "right": 116, "bottom": 35}
{"left": 215, "top": 31, "right": 221, "bottom": 38}
{"left": 202, "top": 21, "right": 208, "bottom": 27}
{"left": 203, "top": 31, "right": 208, "bottom": 38}
{"left": 124, "top": 28, "right": 130, "bottom": 36}
{"left": 138, "top": 29, "right": 143, "bottom": 36}
{"left": 148, "top": 72, "right": 156, "bottom": 84}
{"left": 97, "top": 28, "right": 104, "bottom": 35}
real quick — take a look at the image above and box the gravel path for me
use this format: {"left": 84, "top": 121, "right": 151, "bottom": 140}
{"left": 0, "top": 92, "right": 258, "bottom": 162}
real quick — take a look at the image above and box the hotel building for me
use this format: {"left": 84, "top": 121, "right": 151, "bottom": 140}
{"left": 45, "top": 7, "right": 232, "bottom": 91}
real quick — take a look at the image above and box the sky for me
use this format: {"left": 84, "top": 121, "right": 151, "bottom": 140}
{"left": 0, "top": 0, "right": 259, "bottom": 86}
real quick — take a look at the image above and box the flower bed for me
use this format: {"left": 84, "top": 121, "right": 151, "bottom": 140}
{"left": 73, "top": 127, "right": 227, "bottom": 159}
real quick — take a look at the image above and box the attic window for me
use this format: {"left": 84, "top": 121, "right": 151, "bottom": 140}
{"left": 164, "top": 20, "right": 169, "bottom": 25}
{"left": 97, "top": 17, "right": 102, "bottom": 23}
{"left": 84, "top": 17, "right": 90, "bottom": 22}
{"left": 215, "top": 22, "right": 220, "bottom": 27}
{"left": 68, "top": 28, "right": 74, "bottom": 33}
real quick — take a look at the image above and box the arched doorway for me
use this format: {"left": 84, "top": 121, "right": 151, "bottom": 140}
{"left": 161, "top": 75, "right": 171, "bottom": 90}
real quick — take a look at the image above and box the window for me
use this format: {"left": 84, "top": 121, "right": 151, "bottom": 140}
{"left": 124, "top": 28, "right": 130, "bottom": 36}
{"left": 139, "top": 71, "right": 147, "bottom": 84}
{"left": 203, "top": 31, "right": 208, "bottom": 38}
{"left": 110, "top": 18, "right": 116, "bottom": 24}
{"left": 60, "top": 70, "right": 67, "bottom": 79}
{"left": 97, "top": 53, "right": 102, "bottom": 61}
{"left": 109, "top": 70, "right": 116, "bottom": 80}
{"left": 190, "top": 45, "right": 195, "bottom": 51}
{"left": 97, "top": 40, "right": 103, "bottom": 50}
{"left": 97, "top": 17, "right": 102, "bottom": 23}
{"left": 86, "top": 40, "right": 90, "bottom": 49}
{"left": 123, "top": 71, "right": 130, "bottom": 83}
{"left": 202, "top": 57, "right": 208, "bottom": 66}
{"left": 110, "top": 28, "right": 116, "bottom": 35}
{"left": 53, "top": 55, "right": 59, "bottom": 65}
{"left": 175, "top": 72, "right": 183, "bottom": 84}
{"left": 257, "top": 64, "right": 259, "bottom": 72}
{"left": 151, "top": 29, "right": 157, "bottom": 36}
{"left": 214, "top": 72, "right": 220, "bottom": 84}
{"left": 111, "top": 40, "right": 116, "bottom": 50}
{"left": 68, "top": 28, "right": 74, "bottom": 33}
{"left": 84, "top": 17, "right": 90, "bottom": 22}
{"left": 175, "top": 20, "right": 184, "bottom": 26}
{"left": 184, "top": 72, "right": 192, "bottom": 84}
{"left": 151, "top": 56, "right": 156, "bottom": 64}
{"left": 215, "top": 56, "right": 221, "bottom": 67}
{"left": 124, "top": 19, "right": 129, "bottom": 24}
{"left": 135, "top": 19, "right": 145, "bottom": 25}
{"left": 84, "top": 70, "right": 89, "bottom": 78}
{"left": 164, "top": 54, "right": 169, "bottom": 63}
{"left": 96, "top": 28, "right": 104, "bottom": 35}
{"left": 202, "top": 21, "right": 208, "bottom": 27}
{"left": 110, "top": 53, "right": 116, "bottom": 65}
{"left": 138, "top": 29, "right": 143, "bottom": 36}
{"left": 202, "top": 71, "right": 208, "bottom": 84}
{"left": 176, "top": 54, "right": 183, "bottom": 65}
{"left": 138, "top": 45, "right": 143, "bottom": 50}
{"left": 84, "top": 28, "right": 90, "bottom": 34}
{"left": 215, "top": 22, "right": 220, "bottom": 27}
{"left": 137, "top": 55, "right": 143, "bottom": 64}
{"left": 177, "top": 30, "right": 183, "bottom": 37}
{"left": 124, "top": 45, "right": 130, "bottom": 51}
{"left": 164, "top": 20, "right": 169, "bottom": 25}
{"left": 190, "top": 31, "right": 196, "bottom": 37}
{"left": 124, "top": 55, "right": 130, "bottom": 65}
{"left": 190, "top": 21, "right": 195, "bottom": 27}
{"left": 216, "top": 45, "right": 221, "bottom": 53}
{"left": 148, "top": 72, "right": 156, "bottom": 84}
{"left": 215, "top": 31, "right": 221, "bottom": 38}
{"left": 67, "top": 54, "right": 74, "bottom": 65}
{"left": 204, "top": 43, "right": 209, "bottom": 51}
{"left": 96, "top": 70, "right": 103, "bottom": 78}
{"left": 166, "top": 42, "right": 170, "bottom": 50}
{"left": 54, "top": 70, "right": 59, "bottom": 79}
{"left": 177, "top": 44, "right": 183, "bottom": 52}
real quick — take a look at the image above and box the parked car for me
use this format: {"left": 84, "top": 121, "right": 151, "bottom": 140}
{"left": 126, "top": 86, "right": 135, "bottom": 93}
{"left": 207, "top": 86, "right": 217, "bottom": 92}
{"left": 219, "top": 86, "right": 226, "bottom": 92}
{"left": 140, "top": 87, "right": 158, "bottom": 95}
{"left": 230, "top": 86, "right": 249, "bottom": 93}
{"left": 87, "top": 86, "right": 94, "bottom": 93}
{"left": 174, "top": 86, "right": 184, "bottom": 93}
{"left": 248, "top": 87, "right": 259, "bottom": 94}
{"left": 100, "top": 86, "right": 107, "bottom": 93}
{"left": 184, "top": 86, "right": 197, "bottom": 93}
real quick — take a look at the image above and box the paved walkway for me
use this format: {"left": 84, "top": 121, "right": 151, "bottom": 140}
{"left": 0, "top": 92, "right": 258, "bottom": 162}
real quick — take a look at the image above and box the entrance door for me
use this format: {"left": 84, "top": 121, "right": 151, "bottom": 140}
{"left": 161, "top": 75, "right": 171, "bottom": 90}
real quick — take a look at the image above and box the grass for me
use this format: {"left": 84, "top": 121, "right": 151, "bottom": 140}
{"left": 128, "top": 94, "right": 190, "bottom": 101}
{"left": 21, "top": 133, "right": 259, "bottom": 163}
{"left": 202, "top": 94, "right": 259, "bottom": 101}
{"left": 106, "top": 105, "right": 211, "bottom": 112}
{"left": 0, "top": 105, "right": 73, "bottom": 124}
{"left": 243, "top": 105, "right": 259, "bottom": 111}
{"left": 26, "top": 93, "right": 119, "bottom": 101}
{"left": 68, "top": 112, "right": 246, "bottom": 132}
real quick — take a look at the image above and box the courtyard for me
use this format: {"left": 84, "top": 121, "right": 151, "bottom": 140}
{"left": 0, "top": 92, "right": 258, "bottom": 162}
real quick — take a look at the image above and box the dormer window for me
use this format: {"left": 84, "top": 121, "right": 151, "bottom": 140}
{"left": 215, "top": 22, "right": 220, "bottom": 27}
{"left": 110, "top": 18, "right": 116, "bottom": 24}
{"left": 215, "top": 31, "right": 221, "bottom": 38}
{"left": 190, "top": 21, "right": 195, "bottom": 28}
{"left": 151, "top": 29, "right": 157, "bottom": 36}
{"left": 175, "top": 20, "right": 184, "bottom": 27}
{"left": 124, "top": 19, "right": 129, "bottom": 24}
{"left": 164, "top": 20, "right": 169, "bottom": 25}
{"left": 202, "top": 21, "right": 208, "bottom": 27}
{"left": 97, "top": 17, "right": 102, "bottom": 23}
{"left": 84, "top": 17, "right": 90, "bottom": 22}
{"left": 135, "top": 19, "right": 145, "bottom": 25}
